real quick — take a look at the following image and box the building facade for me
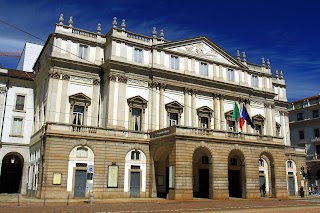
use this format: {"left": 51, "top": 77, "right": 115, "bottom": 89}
{"left": 0, "top": 68, "right": 34, "bottom": 194}
{"left": 289, "top": 95, "right": 320, "bottom": 186}
{"left": 1, "top": 15, "right": 305, "bottom": 200}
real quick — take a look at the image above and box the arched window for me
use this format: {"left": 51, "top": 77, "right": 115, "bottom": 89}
{"left": 259, "top": 158, "right": 264, "bottom": 167}
{"left": 287, "top": 160, "right": 293, "bottom": 168}
{"left": 131, "top": 150, "right": 141, "bottom": 160}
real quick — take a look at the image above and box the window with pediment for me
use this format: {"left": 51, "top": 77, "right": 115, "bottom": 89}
{"left": 127, "top": 96, "right": 148, "bottom": 131}
{"left": 225, "top": 110, "right": 237, "bottom": 132}
{"left": 165, "top": 101, "right": 184, "bottom": 126}
{"left": 69, "top": 93, "right": 91, "bottom": 126}
{"left": 197, "top": 106, "right": 213, "bottom": 129}
{"left": 252, "top": 114, "right": 265, "bottom": 135}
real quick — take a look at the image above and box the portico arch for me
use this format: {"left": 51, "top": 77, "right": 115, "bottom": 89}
{"left": 0, "top": 152, "right": 24, "bottom": 193}
{"left": 153, "top": 146, "right": 170, "bottom": 198}
{"left": 193, "top": 147, "right": 212, "bottom": 198}
{"left": 259, "top": 151, "right": 275, "bottom": 197}
{"left": 228, "top": 149, "right": 245, "bottom": 198}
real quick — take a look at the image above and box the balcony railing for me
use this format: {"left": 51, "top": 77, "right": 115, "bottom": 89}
{"left": 307, "top": 154, "right": 320, "bottom": 161}
{"left": 311, "top": 137, "right": 320, "bottom": 142}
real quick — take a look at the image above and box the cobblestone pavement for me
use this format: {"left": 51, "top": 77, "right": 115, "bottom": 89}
{"left": 0, "top": 194, "right": 320, "bottom": 213}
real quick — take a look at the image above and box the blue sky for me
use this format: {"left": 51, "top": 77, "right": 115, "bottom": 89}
{"left": 0, "top": 0, "right": 319, "bottom": 102}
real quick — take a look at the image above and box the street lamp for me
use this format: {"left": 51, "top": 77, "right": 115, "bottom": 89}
{"left": 10, "top": 155, "right": 15, "bottom": 164}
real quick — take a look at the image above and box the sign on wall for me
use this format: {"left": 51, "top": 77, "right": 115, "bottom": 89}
{"left": 108, "top": 165, "right": 119, "bottom": 188}
{"left": 52, "top": 173, "right": 62, "bottom": 185}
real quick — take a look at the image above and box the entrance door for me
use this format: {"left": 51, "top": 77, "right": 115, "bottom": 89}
{"left": 288, "top": 177, "right": 295, "bottom": 196}
{"left": 0, "top": 155, "right": 23, "bottom": 193}
{"left": 228, "top": 170, "right": 241, "bottom": 198}
{"left": 74, "top": 170, "right": 86, "bottom": 197}
{"left": 259, "top": 175, "right": 266, "bottom": 197}
{"left": 130, "top": 172, "right": 140, "bottom": 197}
{"left": 199, "top": 169, "right": 209, "bottom": 198}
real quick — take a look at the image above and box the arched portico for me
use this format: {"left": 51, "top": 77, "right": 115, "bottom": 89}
{"left": 228, "top": 149, "right": 245, "bottom": 198}
{"left": 0, "top": 152, "right": 24, "bottom": 193}
{"left": 193, "top": 147, "right": 212, "bottom": 198}
{"left": 259, "top": 152, "right": 276, "bottom": 197}
{"left": 153, "top": 146, "right": 170, "bottom": 198}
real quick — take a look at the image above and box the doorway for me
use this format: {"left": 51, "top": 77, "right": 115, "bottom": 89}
{"left": 0, "top": 153, "right": 23, "bottom": 193}
{"left": 74, "top": 170, "right": 86, "bottom": 197}
{"left": 199, "top": 169, "right": 209, "bottom": 198}
{"left": 288, "top": 176, "right": 295, "bottom": 196}
{"left": 130, "top": 171, "right": 140, "bottom": 197}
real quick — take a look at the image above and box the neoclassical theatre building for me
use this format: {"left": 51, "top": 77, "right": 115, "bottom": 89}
{"left": 26, "top": 15, "right": 306, "bottom": 200}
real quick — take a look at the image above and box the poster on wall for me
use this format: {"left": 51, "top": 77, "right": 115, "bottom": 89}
{"left": 108, "top": 165, "right": 118, "bottom": 188}
{"left": 52, "top": 173, "right": 62, "bottom": 185}
{"left": 169, "top": 166, "right": 175, "bottom": 189}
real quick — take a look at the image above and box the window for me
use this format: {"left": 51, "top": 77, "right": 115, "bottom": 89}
{"left": 169, "top": 113, "right": 178, "bottom": 126}
{"left": 11, "top": 117, "right": 23, "bottom": 136}
{"left": 79, "top": 44, "right": 88, "bottom": 60}
{"left": 202, "top": 156, "right": 209, "bottom": 164}
{"left": 315, "top": 128, "right": 320, "bottom": 138}
{"left": 131, "top": 150, "right": 140, "bottom": 160}
{"left": 276, "top": 123, "right": 281, "bottom": 136}
{"left": 132, "top": 108, "right": 142, "bottom": 131}
{"left": 299, "top": 130, "right": 305, "bottom": 140}
{"left": 287, "top": 160, "right": 293, "bottom": 168}
{"left": 170, "top": 55, "right": 179, "bottom": 70}
{"left": 134, "top": 48, "right": 143, "bottom": 63}
{"left": 297, "top": 113, "right": 303, "bottom": 121}
{"left": 258, "top": 159, "right": 264, "bottom": 167}
{"left": 15, "top": 95, "right": 25, "bottom": 110}
{"left": 252, "top": 75, "right": 258, "bottom": 87}
{"left": 313, "top": 110, "right": 319, "bottom": 118}
{"left": 316, "top": 145, "right": 320, "bottom": 155}
{"left": 255, "top": 124, "right": 262, "bottom": 134}
{"left": 200, "top": 62, "right": 208, "bottom": 76}
{"left": 73, "top": 105, "right": 84, "bottom": 125}
{"left": 230, "top": 157, "right": 237, "bottom": 166}
{"left": 228, "top": 69, "right": 234, "bottom": 81}
{"left": 200, "top": 117, "right": 208, "bottom": 128}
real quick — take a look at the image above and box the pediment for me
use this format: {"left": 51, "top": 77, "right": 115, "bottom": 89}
{"left": 69, "top": 92, "right": 91, "bottom": 105}
{"left": 197, "top": 106, "right": 213, "bottom": 118}
{"left": 127, "top": 95, "right": 148, "bottom": 109}
{"left": 252, "top": 114, "right": 265, "bottom": 121}
{"left": 156, "top": 37, "right": 246, "bottom": 68}
{"left": 165, "top": 101, "right": 184, "bottom": 110}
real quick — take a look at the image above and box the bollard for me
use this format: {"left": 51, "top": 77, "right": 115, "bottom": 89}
{"left": 90, "top": 193, "right": 94, "bottom": 205}
{"left": 67, "top": 193, "right": 70, "bottom": 205}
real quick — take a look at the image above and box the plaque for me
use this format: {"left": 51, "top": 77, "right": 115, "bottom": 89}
{"left": 108, "top": 165, "right": 118, "bottom": 188}
{"left": 52, "top": 173, "right": 62, "bottom": 185}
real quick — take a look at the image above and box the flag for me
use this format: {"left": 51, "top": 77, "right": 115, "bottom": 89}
{"left": 232, "top": 102, "right": 240, "bottom": 121}
{"left": 239, "top": 103, "right": 254, "bottom": 130}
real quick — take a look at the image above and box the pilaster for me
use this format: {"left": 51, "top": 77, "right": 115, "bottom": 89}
{"left": 191, "top": 89, "right": 197, "bottom": 127}
{"left": 184, "top": 88, "right": 190, "bottom": 126}
{"left": 245, "top": 100, "right": 251, "bottom": 134}
{"left": 91, "top": 79, "right": 100, "bottom": 126}
{"left": 59, "top": 74, "right": 69, "bottom": 123}
{"left": 219, "top": 94, "right": 225, "bottom": 130}
{"left": 159, "top": 83, "right": 165, "bottom": 129}
{"left": 117, "top": 75, "right": 127, "bottom": 128}
{"left": 213, "top": 94, "right": 219, "bottom": 130}
{"left": 107, "top": 74, "right": 117, "bottom": 127}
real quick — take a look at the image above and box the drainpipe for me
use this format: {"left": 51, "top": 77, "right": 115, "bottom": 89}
{"left": 0, "top": 79, "right": 9, "bottom": 148}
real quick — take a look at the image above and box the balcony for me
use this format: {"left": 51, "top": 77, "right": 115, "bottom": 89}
{"left": 307, "top": 154, "right": 320, "bottom": 162}
{"left": 311, "top": 137, "right": 320, "bottom": 143}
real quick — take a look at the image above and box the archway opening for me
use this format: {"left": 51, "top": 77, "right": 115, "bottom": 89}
{"left": 193, "top": 147, "right": 211, "bottom": 198}
{"left": 259, "top": 152, "right": 275, "bottom": 198}
{"left": 154, "top": 147, "right": 170, "bottom": 198}
{"left": 228, "top": 150, "right": 245, "bottom": 198}
{"left": 0, "top": 153, "right": 24, "bottom": 193}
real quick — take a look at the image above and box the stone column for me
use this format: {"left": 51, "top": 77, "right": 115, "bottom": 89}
{"left": 271, "top": 104, "right": 276, "bottom": 137}
{"left": 148, "top": 82, "right": 156, "bottom": 131}
{"left": 184, "top": 88, "right": 190, "bottom": 126}
{"left": 48, "top": 72, "right": 61, "bottom": 122}
{"left": 91, "top": 79, "right": 100, "bottom": 126}
{"left": 284, "top": 112, "right": 290, "bottom": 146}
{"left": 159, "top": 83, "right": 165, "bottom": 129}
{"left": 107, "top": 74, "right": 117, "bottom": 127}
{"left": 219, "top": 94, "right": 225, "bottom": 130}
{"left": 59, "top": 74, "right": 70, "bottom": 123}
{"left": 151, "top": 83, "right": 157, "bottom": 130}
{"left": 213, "top": 94, "right": 219, "bottom": 130}
{"left": 117, "top": 75, "right": 127, "bottom": 128}
{"left": 264, "top": 103, "right": 271, "bottom": 135}
{"left": 279, "top": 111, "right": 284, "bottom": 137}
{"left": 191, "top": 89, "right": 197, "bottom": 127}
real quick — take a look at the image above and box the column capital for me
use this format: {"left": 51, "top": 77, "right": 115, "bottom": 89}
{"left": 48, "top": 72, "right": 61, "bottom": 79}
{"left": 0, "top": 87, "right": 7, "bottom": 94}
{"left": 148, "top": 81, "right": 157, "bottom": 88}
{"left": 109, "top": 74, "right": 117, "bottom": 81}
{"left": 62, "top": 74, "right": 70, "bottom": 81}
{"left": 264, "top": 102, "right": 270, "bottom": 108}
{"left": 118, "top": 75, "right": 128, "bottom": 84}
{"left": 93, "top": 79, "right": 100, "bottom": 85}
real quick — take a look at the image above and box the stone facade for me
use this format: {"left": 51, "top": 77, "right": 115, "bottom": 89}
{"left": 4, "top": 15, "right": 305, "bottom": 200}
{"left": 289, "top": 95, "right": 320, "bottom": 187}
